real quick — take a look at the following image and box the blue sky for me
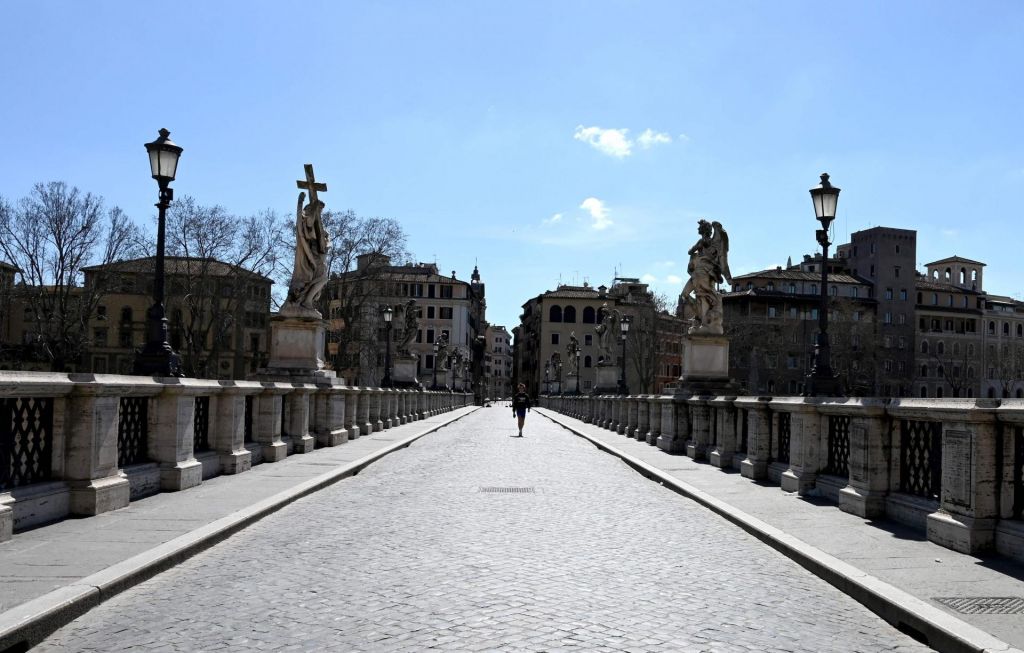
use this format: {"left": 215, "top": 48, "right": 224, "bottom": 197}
{"left": 2, "top": 1, "right": 1022, "bottom": 331}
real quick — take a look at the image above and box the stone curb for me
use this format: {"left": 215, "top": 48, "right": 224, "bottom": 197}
{"left": 539, "top": 409, "right": 1022, "bottom": 653}
{"left": 0, "top": 406, "right": 479, "bottom": 652}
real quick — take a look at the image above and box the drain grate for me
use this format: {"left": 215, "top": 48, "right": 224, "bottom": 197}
{"left": 934, "top": 597, "right": 1024, "bottom": 615}
{"left": 478, "top": 486, "right": 535, "bottom": 494}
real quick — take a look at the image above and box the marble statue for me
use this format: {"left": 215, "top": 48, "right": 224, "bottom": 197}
{"left": 284, "top": 164, "right": 330, "bottom": 317}
{"left": 680, "top": 219, "right": 732, "bottom": 335}
{"left": 593, "top": 304, "right": 620, "bottom": 366}
{"left": 566, "top": 332, "right": 580, "bottom": 375}
{"left": 435, "top": 333, "right": 449, "bottom": 370}
{"left": 398, "top": 300, "right": 418, "bottom": 355}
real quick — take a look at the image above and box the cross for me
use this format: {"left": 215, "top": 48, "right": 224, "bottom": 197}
{"left": 296, "top": 163, "right": 327, "bottom": 206}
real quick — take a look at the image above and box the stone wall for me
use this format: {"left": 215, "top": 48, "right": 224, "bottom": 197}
{"left": 540, "top": 393, "right": 1024, "bottom": 563}
{"left": 0, "top": 371, "right": 471, "bottom": 542}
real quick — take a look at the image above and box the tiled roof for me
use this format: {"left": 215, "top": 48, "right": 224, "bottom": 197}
{"left": 731, "top": 268, "right": 868, "bottom": 285}
{"left": 83, "top": 257, "right": 272, "bottom": 281}
{"left": 914, "top": 279, "right": 983, "bottom": 294}
{"left": 924, "top": 255, "right": 986, "bottom": 267}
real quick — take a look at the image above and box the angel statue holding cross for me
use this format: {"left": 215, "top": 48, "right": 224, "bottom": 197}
{"left": 284, "top": 164, "right": 331, "bottom": 318}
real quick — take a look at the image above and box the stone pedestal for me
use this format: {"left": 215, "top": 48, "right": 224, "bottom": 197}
{"left": 594, "top": 366, "right": 620, "bottom": 395}
{"left": 392, "top": 356, "right": 422, "bottom": 389}
{"left": 267, "top": 315, "right": 327, "bottom": 372}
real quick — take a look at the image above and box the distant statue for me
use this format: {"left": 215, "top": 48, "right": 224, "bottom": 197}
{"left": 566, "top": 332, "right": 580, "bottom": 375}
{"left": 680, "top": 219, "right": 732, "bottom": 335}
{"left": 593, "top": 304, "right": 620, "bottom": 366}
{"left": 397, "top": 300, "right": 418, "bottom": 355}
{"left": 435, "top": 333, "right": 449, "bottom": 370}
{"left": 284, "top": 164, "right": 330, "bottom": 317}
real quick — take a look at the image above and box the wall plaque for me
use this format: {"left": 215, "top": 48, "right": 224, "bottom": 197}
{"left": 944, "top": 429, "right": 972, "bottom": 508}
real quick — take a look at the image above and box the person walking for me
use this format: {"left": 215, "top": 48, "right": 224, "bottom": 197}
{"left": 511, "top": 383, "right": 531, "bottom": 437}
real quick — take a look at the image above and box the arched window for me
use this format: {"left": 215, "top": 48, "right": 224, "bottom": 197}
{"left": 968, "top": 344, "right": 975, "bottom": 356}
{"left": 582, "top": 306, "right": 596, "bottom": 324}
{"left": 937, "top": 341, "right": 944, "bottom": 355}
{"left": 916, "top": 292, "right": 922, "bottom": 304}
{"left": 968, "top": 366, "right": 975, "bottom": 379}
{"left": 920, "top": 386, "right": 928, "bottom": 398}
{"left": 944, "top": 267, "right": 952, "bottom": 281}
{"left": 563, "top": 306, "right": 576, "bottom": 323}
{"left": 920, "top": 364, "right": 928, "bottom": 377}
{"left": 937, "top": 365, "right": 944, "bottom": 377}
{"left": 1018, "top": 324, "right": 1023, "bottom": 338}
{"left": 921, "top": 340, "right": 929, "bottom": 354}
{"left": 989, "top": 321, "right": 996, "bottom": 334}
{"left": 584, "top": 355, "right": 592, "bottom": 368}
{"left": 1003, "top": 322, "right": 1010, "bottom": 336}
{"left": 936, "top": 387, "right": 944, "bottom": 398}
{"left": 120, "top": 306, "right": 133, "bottom": 323}
{"left": 960, "top": 268, "right": 966, "bottom": 285}
{"left": 549, "top": 305, "right": 563, "bottom": 323}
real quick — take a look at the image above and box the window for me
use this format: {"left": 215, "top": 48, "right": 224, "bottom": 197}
{"left": 440, "top": 329, "right": 449, "bottom": 342}
{"left": 787, "top": 283, "right": 796, "bottom": 294}
{"left": 900, "top": 289, "right": 907, "bottom": 301}
{"left": 850, "top": 287, "right": 859, "bottom": 298}
{"left": 582, "top": 306, "right": 596, "bottom": 323}
{"left": 937, "top": 341, "right": 945, "bottom": 355}
{"left": 93, "top": 328, "right": 108, "bottom": 346}
{"left": 427, "top": 306, "right": 436, "bottom": 319}
{"left": 809, "top": 284, "right": 817, "bottom": 294}
{"left": 766, "top": 282, "right": 775, "bottom": 292}
{"left": 898, "top": 336, "right": 906, "bottom": 350}
{"left": 584, "top": 334, "right": 593, "bottom": 346}
{"left": 549, "top": 305, "right": 563, "bottom": 322}
{"left": 830, "top": 286, "right": 837, "bottom": 296}
{"left": 852, "top": 311, "right": 861, "bottom": 321}
{"left": 767, "top": 307, "right": 778, "bottom": 318}
{"left": 551, "top": 333, "right": 559, "bottom": 345}
{"left": 563, "top": 306, "right": 577, "bottom": 323}
{"left": 898, "top": 313, "right": 906, "bottom": 325}
{"left": 584, "top": 355, "right": 592, "bottom": 368}
{"left": 920, "top": 364, "right": 928, "bottom": 377}
{"left": 885, "top": 288, "right": 893, "bottom": 300}
{"left": 883, "top": 336, "right": 892, "bottom": 348}
{"left": 440, "top": 285, "right": 453, "bottom": 299}
{"left": 120, "top": 306, "right": 133, "bottom": 323}
{"left": 425, "top": 354, "right": 434, "bottom": 369}
{"left": 989, "top": 321, "right": 996, "bottom": 335}
{"left": 932, "top": 293, "right": 938, "bottom": 306}
{"left": 428, "top": 284, "right": 436, "bottom": 298}
{"left": 426, "top": 329, "right": 435, "bottom": 343}
{"left": 894, "top": 265, "right": 901, "bottom": 278}
{"left": 788, "top": 307, "right": 798, "bottom": 318}
{"left": 97, "top": 305, "right": 107, "bottom": 319}
{"left": 119, "top": 330, "right": 132, "bottom": 347}
{"left": 884, "top": 360, "right": 893, "bottom": 372}
{"left": 921, "top": 340, "right": 929, "bottom": 354}
{"left": 898, "top": 361, "right": 906, "bottom": 374}
{"left": 440, "top": 307, "right": 453, "bottom": 320}
{"left": 1004, "top": 322, "right": 1011, "bottom": 336}
{"left": 416, "top": 329, "right": 423, "bottom": 343}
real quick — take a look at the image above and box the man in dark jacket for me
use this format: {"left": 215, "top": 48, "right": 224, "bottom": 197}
{"left": 511, "top": 383, "right": 531, "bottom": 437}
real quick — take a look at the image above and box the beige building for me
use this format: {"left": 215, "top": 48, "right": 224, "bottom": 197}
{"left": 326, "top": 256, "right": 486, "bottom": 389}
{"left": 0, "top": 261, "right": 17, "bottom": 347}
{"left": 4, "top": 256, "right": 272, "bottom": 378}
{"left": 484, "top": 324, "right": 513, "bottom": 399}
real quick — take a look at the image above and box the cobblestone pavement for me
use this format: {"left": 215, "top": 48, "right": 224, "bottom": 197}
{"left": 37, "top": 409, "right": 932, "bottom": 652}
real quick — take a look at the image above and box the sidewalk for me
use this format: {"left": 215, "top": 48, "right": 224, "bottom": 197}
{"left": 0, "top": 406, "right": 477, "bottom": 650}
{"left": 538, "top": 408, "right": 1024, "bottom": 653}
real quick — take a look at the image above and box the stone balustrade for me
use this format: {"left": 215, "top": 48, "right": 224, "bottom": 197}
{"left": 0, "top": 371, "right": 471, "bottom": 542}
{"left": 539, "top": 392, "right": 1024, "bottom": 563}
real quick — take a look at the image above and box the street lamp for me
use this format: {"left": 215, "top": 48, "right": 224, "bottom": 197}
{"left": 619, "top": 315, "right": 631, "bottom": 395}
{"left": 432, "top": 341, "right": 439, "bottom": 390}
{"left": 557, "top": 360, "right": 563, "bottom": 396}
{"left": 805, "top": 172, "right": 843, "bottom": 397}
{"left": 544, "top": 361, "right": 551, "bottom": 395}
{"left": 381, "top": 304, "right": 393, "bottom": 387}
{"left": 134, "top": 128, "right": 183, "bottom": 377}
{"left": 575, "top": 349, "right": 581, "bottom": 394}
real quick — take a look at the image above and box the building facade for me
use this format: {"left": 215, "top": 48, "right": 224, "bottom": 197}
{"left": 484, "top": 324, "right": 513, "bottom": 399}
{"left": 326, "top": 257, "right": 486, "bottom": 389}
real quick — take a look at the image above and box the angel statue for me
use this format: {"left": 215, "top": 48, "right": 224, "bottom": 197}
{"left": 434, "top": 333, "right": 449, "bottom": 369}
{"left": 397, "top": 300, "right": 418, "bottom": 355}
{"left": 679, "top": 219, "right": 732, "bottom": 335}
{"left": 283, "top": 165, "right": 330, "bottom": 317}
{"left": 566, "top": 332, "right": 580, "bottom": 375}
{"left": 593, "top": 304, "right": 620, "bottom": 366}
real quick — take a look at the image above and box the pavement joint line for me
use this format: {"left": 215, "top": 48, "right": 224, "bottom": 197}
{"left": 537, "top": 408, "right": 1020, "bottom": 653}
{"left": 0, "top": 406, "right": 479, "bottom": 653}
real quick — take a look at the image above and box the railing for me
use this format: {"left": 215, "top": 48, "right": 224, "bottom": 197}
{"left": 117, "top": 397, "right": 148, "bottom": 467}
{"left": 538, "top": 392, "right": 1024, "bottom": 564}
{"left": 899, "top": 419, "right": 941, "bottom": 500}
{"left": 0, "top": 371, "right": 473, "bottom": 542}
{"left": 0, "top": 397, "right": 54, "bottom": 491}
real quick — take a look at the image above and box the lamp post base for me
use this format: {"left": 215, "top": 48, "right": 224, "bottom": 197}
{"left": 133, "top": 346, "right": 182, "bottom": 377}
{"left": 804, "top": 372, "right": 843, "bottom": 397}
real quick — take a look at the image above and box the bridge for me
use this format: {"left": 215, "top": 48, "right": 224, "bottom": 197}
{"left": 1, "top": 373, "right": 1023, "bottom": 651}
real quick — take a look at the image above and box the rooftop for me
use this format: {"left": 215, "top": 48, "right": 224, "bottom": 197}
{"left": 83, "top": 257, "right": 273, "bottom": 282}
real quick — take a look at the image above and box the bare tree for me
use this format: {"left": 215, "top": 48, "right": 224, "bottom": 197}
{"left": 0, "top": 182, "right": 141, "bottom": 370}
{"left": 927, "top": 339, "right": 976, "bottom": 397}
{"left": 991, "top": 341, "right": 1024, "bottom": 398}
{"left": 624, "top": 291, "right": 670, "bottom": 394}
{"left": 162, "top": 196, "right": 284, "bottom": 377}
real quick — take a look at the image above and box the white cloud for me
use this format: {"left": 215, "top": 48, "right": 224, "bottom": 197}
{"left": 580, "top": 197, "right": 613, "bottom": 230}
{"left": 574, "top": 125, "right": 632, "bottom": 158}
{"left": 678, "top": 133, "right": 691, "bottom": 142}
{"left": 637, "top": 128, "right": 672, "bottom": 149}
{"left": 641, "top": 273, "right": 658, "bottom": 284}
{"left": 941, "top": 228, "right": 959, "bottom": 238}
{"left": 543, "top": 212, "right": 563, "bottom": 225}
{"left": 666, "top": 274, "right": 683, "bottom": 284}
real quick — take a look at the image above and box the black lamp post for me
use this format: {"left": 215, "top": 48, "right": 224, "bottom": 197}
{"left": 431, "top": 341, "right": 439, "bottom": 390}
{"left": 575, "top": 350, "right": 581, "bottom": 394}
{"left": 544, "top": 361, "right": 551, "bottom": 395}
{"left": 804, "top": 172, "right": 843, "bottom": 397}
{"left": 557, "top": 360, "right": 563, "bottom": 396}
{"left": 381, "top": 305, "right": 393, "bottom": 387}
{"left": 619, "top": 315, "right": 631, "bottom": 394}
{"left": 134, "top": 129, "right": 183, "bottom": 377}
